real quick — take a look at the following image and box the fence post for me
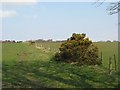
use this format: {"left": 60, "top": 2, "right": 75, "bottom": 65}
{"left": 101, "top": 52, "right": 103, "bottom": 64}
{"left": 114, "top": 54, "right": 117, "bottom": 71}
{"left": 109, "top": 57, "right": 112, "bottom": 75}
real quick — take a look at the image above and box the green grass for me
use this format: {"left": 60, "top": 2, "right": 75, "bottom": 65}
{"left": 2, "top": 42, "right": 119, "bottom": 88}
{"left": 94, "top": 42, "right": 118, "bottom": 69}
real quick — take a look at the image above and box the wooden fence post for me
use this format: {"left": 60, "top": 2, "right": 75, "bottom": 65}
{"left": 109, "top": 57, "right": 112, "bottom": 75}
{"left": 101, "top": 52, "right": 103, "bottom": 64}
{"left": 114, "top": 54, "right": 117, "bottom": 71}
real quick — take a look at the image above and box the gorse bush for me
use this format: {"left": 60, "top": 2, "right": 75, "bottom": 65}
{"left": 54, "top": 33, "right": 102, "bottom": 65}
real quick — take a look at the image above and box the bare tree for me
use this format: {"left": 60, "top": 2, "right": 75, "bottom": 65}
{"left": 107, "top": 1, "right": 120, "bottom": 15}
{"left": 95, "top": 0, "right": 120, "bottom": 15}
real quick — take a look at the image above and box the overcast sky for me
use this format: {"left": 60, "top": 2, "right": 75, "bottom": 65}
{"left": 0, "top": 1, "right": 118, "bottom": 41}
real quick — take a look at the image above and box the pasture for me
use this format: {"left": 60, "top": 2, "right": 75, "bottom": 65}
{"left": 2, "top": 42, "right": 119, "bottom": 88}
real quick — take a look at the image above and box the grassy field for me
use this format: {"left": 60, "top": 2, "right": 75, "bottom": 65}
{"left": 2, "top": 42, "right": 119, "bottom": 88}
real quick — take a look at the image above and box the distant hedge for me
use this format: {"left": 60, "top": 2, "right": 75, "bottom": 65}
{"left": 54, "top": 33, "right": 102, "bottom": 65}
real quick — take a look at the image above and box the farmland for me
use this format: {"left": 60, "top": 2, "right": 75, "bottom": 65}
{"left": 2, "top": 42, "right": 119, "bottom": 88}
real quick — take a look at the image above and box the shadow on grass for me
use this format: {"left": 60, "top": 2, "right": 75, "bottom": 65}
{"left": 2, "top": 59, "right": 119, "bottom": 88}
{"left": 2, "top": 61, "right": 48, "bottom": 88}
{"left": 24, "top": 63, "right": 92, "bottom": 88}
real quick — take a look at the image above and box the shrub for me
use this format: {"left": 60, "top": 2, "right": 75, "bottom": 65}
{"left": 54, "top": 33, "right": 102, "bottom": 65}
